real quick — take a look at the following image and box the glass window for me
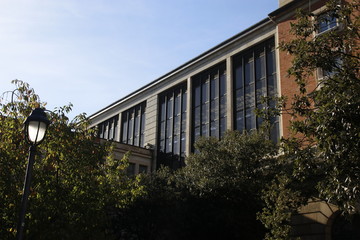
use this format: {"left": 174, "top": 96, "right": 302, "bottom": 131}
{"left": 139, "top": 165, "right": 148, "bottom": 174}
{"left": 317, "top": 11, "right": 338, "bottom": 34}
{"left": 97, "top": 115, "right": 119, "bottom": 141}
{"left": 158, "top": 82, "right": 187, "bottom": 161}
{"left": 192, "top": 62, "right": 227, "bottom": 148}
{"left": 233, "top": 38, "right": 279, "bottom": 141}
{"left": 121, "top": 102, "right": 146, "bottom": 147}
{"left": 127, "top": 163, "right": 136, "bottom": 176}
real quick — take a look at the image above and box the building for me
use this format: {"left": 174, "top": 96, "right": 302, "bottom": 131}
{"left": 89, "top": 0, "right": 358, "bottom": 238}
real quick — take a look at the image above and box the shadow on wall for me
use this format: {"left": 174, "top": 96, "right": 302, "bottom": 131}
{"left": 291, "top": 200, "right": 360, "bottom": 240}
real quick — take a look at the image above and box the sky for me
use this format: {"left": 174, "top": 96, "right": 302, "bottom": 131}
{"left": 0, "top": 0, "right": 279, "bottom": 119}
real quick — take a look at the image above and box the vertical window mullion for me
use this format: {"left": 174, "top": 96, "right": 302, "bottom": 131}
{"left": 171, "top": 91, "right": 175, "bottom": 154}
{"left": 179, "top": 87, "right": 183, "bottom": 156}
{"left": 252, "top": 51, "right": 256, "bottom": 130}
{"left": 164, "top": 95, "right": 168, "bottom": 152}
{"left": 254, "top": 49, "right": 258, "bottom": 129}
{"left": 126, "top": 112, "right": 130, "bottom": 144}
{"left": 242, "top": 56, "right": 246, "bottom": 130}
{"left": 131, "top": 109, "right": 135, "bottom": 145}
{"left": 207, "top": 74, "right": 211, "bottom": 137}
{"left": 138, "top": 104, "right": 143, "bottom": 147}
{"left": 217, "top": 69, "right": 221, "bottom": 137}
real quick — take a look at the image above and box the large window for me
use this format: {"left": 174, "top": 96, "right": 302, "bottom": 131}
{"left": 98, "top": 115, "right": 119, "bottom": 141}
{"left": 121, "top": 102, "right": 146, "bottom": 147}
{"left": 158, "top": 83, "right": 187, "bottom": 168}
{"left": 233, "top": 38, "right": 279, "bottom": 141}
{"left": 192, "top": 63, "right": 227, "bottom": 147}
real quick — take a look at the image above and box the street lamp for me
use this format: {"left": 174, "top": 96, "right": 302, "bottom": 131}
{"left": 16, "top": 108, "right": 50, "bottom": 240}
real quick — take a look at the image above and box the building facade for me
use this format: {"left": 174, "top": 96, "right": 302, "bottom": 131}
{"left": 89, "top": 0, "right": 357, "bottom": 238}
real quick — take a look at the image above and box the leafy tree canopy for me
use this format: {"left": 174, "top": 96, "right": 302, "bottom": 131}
{"left": 116, "top": 130, "right": 278, "bottom": 240}
{"left": 260, "top": 1, "right": 360, "bottom": 239}
{"left": 0, "top": 80, "right": 143, "bottom": 239}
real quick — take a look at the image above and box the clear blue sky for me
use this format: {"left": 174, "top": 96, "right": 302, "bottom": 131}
{"left": 0, "top": 0, "right": 279, "bottom": 119}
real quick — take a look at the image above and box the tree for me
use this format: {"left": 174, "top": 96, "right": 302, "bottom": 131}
{"left": 117, "top": 130, "right": 278, "bottom": 240}
{"left": 0, "top": 80, "right": 142, "bottom": 239}
{"left": 259, "top": 1, "right": 360, "bottom": 239}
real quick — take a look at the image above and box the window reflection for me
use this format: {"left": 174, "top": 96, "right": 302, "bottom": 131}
{"left": 233, "top": 38, "right": 279, "bottom": 141}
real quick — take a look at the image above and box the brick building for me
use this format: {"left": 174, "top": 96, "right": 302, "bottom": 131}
{"left": 89, "top": 0, "right": 358, "bottom": 238}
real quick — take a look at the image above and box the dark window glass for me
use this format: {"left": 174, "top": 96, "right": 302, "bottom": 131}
{"left": 127, "top": 163, "right": 136, "bottom": 176}
{"left": 233, "top": 38, "right": 279, "bottom": 141}
{"left": 98, "top": 115, "right": 119, "bottom": 141}
{"left": 158, "top": 82, "right": 187, "bottom": 164}
{"left": 318, "top": 12, "right": 337, "bottom": 34}
{"left": 192, "top": 62, "right": 227, "bottom": 148}
{"left": 139, "top": 165, "right": 148, "bottom": 174}
{"left": 121, "top": 102, "right": 146, "bottom": 147}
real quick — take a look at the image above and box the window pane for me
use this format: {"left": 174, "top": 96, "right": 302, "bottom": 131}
{"left": 270, "top": 119, "right": 280, "bottom": 143}
{"left": 236, "top": 89, "right": 244, "bottom": 111}
{"left": 174, "top": 116, "right": 180, "bottom": 135}
{"left": 166, "top": 138, "right": 172, "bottom": 153}
{"left": 174, "top": 92, "right": 181, "bottom": 115}
{"left": 267, "top": 47, "right": 276, "bottom": 75}
{"left": 139, "top": 165, "right": 148, "bottom": 174}
{"left": 180, "top": 133, "right": 186, "bottom": 156}
{"left": 236, "top": 110, "right": 244, "bottom": 131}
{"left": 194, "top": 127, "right": 200, "bottom": 141}
{"left": 220, "top": 96, "right": 227, "bottom": 117}
{"left": 245, "top": 84, "right": 255, "bottom": 108}
{"left": 244, "top": 54, "right": 254, "bottom": 85}
{"left": 268, "top": 75, "right": 277, "bottom": 96}
{"left": 173, "top": 135, "right": 180, "bottom": 155}
{"left": 202, "top": 102, "right": 209, "bottom": 124}
{"left": 194, "top": 106, "right": 201, "bottom": 127}
{"left": 220, "top": 117, "right": 227, "bottom": 137}
{"left": 160, "top": 99, "right": 166, "bottom": 121}
{"left": 210, "top": 100, "right": 219, "bottom": 121}
{"left": 141, "top": 110, "right": 146, "bottom": 134}
{"left": 182, "top": 91, "right": 187, "bottom": 113}
{"left": 210, "top": 75, "right": 219, "bottom": 99}
{"left": 114, "top": 117, "right": 119, "bottom": 141}
{"left": 245, "top": 108, "right": 255, "bottom": 130}
{"left": 202, "top": 123, "right": 209, "bottom": 137}
{"left": 181, "top": 114, "right": 186, "bottom": 133}
{"left": 255, "top": 52, "right": 265, "bottom": 81}
{"left": 202, "top": 80, "right": 209, "bottom": 103}
{"left": 166, "top": 119, "right": 172, "bottom": 138}
{"left": 210, "top": 120, "right": 219, "bottom": 138}
{"left": 256, "top": 79, "right": 267, "bottom": 103}
{"left": 122, "top": 118, "right": 127, "bottom": 143}
{"left": 220, "top": 73, "right": 226, "bottom": 96}
{"left": 127, "top": 163, "right": 136, "bottom": 176}
{"left": 139, "top": 133, "right": 144, "bottom": 148}
{"left": 99, "top": 123, "right": 104, "bottom": 139}
{"left": 234, "top": 61, "right": 243, "bottom": 89}
{"left": 194, "top": 85, "right": 201, "bottom": 107}
{"left": 109, "top": 120, "right": 114, "bottom": 140}
{"left": 167, "top": 96, "right": 173, "bottom": 118}
{"left": 159, "top": 140, "right": 165, "bottom": 152}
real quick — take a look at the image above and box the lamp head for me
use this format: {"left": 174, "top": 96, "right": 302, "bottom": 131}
{"left": 24, "top": 108, "right": 51, "bottom": 145}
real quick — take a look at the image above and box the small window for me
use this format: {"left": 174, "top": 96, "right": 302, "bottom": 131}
{"left": 139, "top": 165, "right": 148, "bottom": 174}
{"left": 316, "top": 11, "right": 338, "bottom": 34}
{"left": 126, "top": 163, "right": 136, "bottom": 176}
{"left": 317, "top": 56, "right": 342, "bottom": 80}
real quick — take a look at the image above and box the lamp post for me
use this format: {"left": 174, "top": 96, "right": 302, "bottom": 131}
{"left": 16, "top": 108, "right": 50, "bottom": 240}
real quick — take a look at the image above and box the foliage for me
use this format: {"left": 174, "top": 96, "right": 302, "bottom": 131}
{"left": 0, "top": 80, "right": 142, "bottom": 239}
{"left": 260, "top": 1, "right": 360, "bottom": 239}
{"left": 116, "top": 130, "right": 278, "bottom": 240}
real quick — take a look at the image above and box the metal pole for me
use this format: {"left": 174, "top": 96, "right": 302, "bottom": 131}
{"left": 16, "top": 145, "right": 36, "bottom": 240}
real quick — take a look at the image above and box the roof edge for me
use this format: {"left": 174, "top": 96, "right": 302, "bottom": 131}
{"left": 89, "top": 17, "right": 273, "bottom": 120}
